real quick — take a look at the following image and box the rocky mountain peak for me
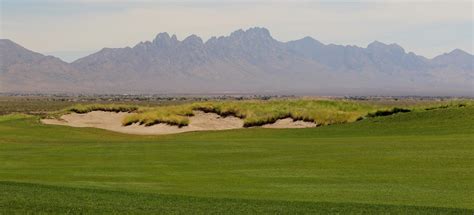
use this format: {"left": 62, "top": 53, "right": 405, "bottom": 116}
{"left": 171, "top": 34, "right": 178, "bottom": 41}
{"left": 182, "top": 34, "right": 203, "bottom": 45}
{"left": 432, "top": 48, "right": 473, "bottom": 69}
{"left": 245, "top": 27, "right": 271, "bottom": 37}
{"left": 367, "top": 40, "right": 386, "bottom": 49}
{"left": 290, "top": 36, "right": 324, "bottom": 46}
{"left": 448, "top": 49, "right": 471, "bottom": 57}
{"left": 154, "top": 32, "right": 170, "bottom": 41}
{"left": 2, "top": 27, "right": 472, "bottom": 95}
{"left": 367, "top": 41, "right": 405, "bottom": 55}
{"left": 229, "top": 27, "right": 273, "bottom": 40}
{"left": 434, "top": 49, "right": 472, "bottom": 60}
{"left": 0, "top": 39, "right": 16, "bottom": 47}
{"left": 153, "top": 32, "right": 179, "bottom": 47}
{"left": 230, "top": 29, "right": 245, "bottom": 37}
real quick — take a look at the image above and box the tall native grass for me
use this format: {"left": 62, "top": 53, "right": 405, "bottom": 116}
{"left": 191, "top": 99, "right": 378, "bottom": 126}
{"left": 122, "top": 105, "right": 194, "bottom": 127}
{"left": 47, "top": 104, "right": 141, "bottom": 119}
{"left": 67, "top": 104, "right": 140, "bottom": 114}
{"left": 55, "top": 99, "right": 473, "bottom": 127}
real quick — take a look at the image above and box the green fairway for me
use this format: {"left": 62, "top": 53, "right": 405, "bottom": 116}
{"left": 1, "top": 106, "right": 473, "bottom": 213}
{"left": 1, "top": 182, "right": 470, "bottom": 214}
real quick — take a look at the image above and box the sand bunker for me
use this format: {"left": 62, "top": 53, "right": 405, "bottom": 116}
{"left": 262, "top": 118, "right": 317, "bottom": 128}
{"left": 41, "top": 111, "right": 316, "bottom": 135}
{"left": 42, "top": 111, "right": 243, "bottom": 135}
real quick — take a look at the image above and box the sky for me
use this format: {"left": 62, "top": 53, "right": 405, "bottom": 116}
{"left": 1, "top": 0, "right": 473, "bottom": 62}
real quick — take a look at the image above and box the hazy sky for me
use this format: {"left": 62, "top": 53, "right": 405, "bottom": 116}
{"left": 1, "top": 0, "right": 473, "bottom": 62}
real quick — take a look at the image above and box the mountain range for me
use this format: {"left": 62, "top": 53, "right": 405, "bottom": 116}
{"left": 1, "top": 27, "right": 472, "bottom": 96}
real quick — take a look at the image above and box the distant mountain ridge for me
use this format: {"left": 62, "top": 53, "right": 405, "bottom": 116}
{"left": 1, "top": 27, "right": 473, "bottom": 96}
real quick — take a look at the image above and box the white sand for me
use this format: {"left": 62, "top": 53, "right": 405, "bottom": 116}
{"left": 41, "top": 111, "right": 243, "bottom": 135}
{"left": 41, "top": 111, "right": 316, "bottom": 135}
{"left": 262, "top": 118, "right": 317, "bottom": 128}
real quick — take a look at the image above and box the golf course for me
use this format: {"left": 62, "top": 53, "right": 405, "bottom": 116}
{"left": 0, "top": 98, "right": 473, "bottom": 214}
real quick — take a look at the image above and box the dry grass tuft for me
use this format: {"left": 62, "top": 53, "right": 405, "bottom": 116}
{"left": 68, "top": 104, "right": 139, "bottom": 114}
{"left": 56, "top": 99, "right": 473, "bottom": 128}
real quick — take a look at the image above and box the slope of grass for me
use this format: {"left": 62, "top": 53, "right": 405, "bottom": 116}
{"left": 0, "top": 106, "right": 473, "bottom": 213}
{"left": 1, "top": 181, "right": 470, "bottom": 214}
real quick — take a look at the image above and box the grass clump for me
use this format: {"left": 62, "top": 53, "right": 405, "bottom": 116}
{"left": 122, "top": 105, "right": 193, "bottom": 127}
{"left": 190, "top": 99, "right": 378, "bottom": 127}
{"left": 120, "top": 99, "right": 384, "bottom": 127}
{"left": 55, "top": 99, "right": 474, "bottom": 128}
{"left": 67, "top": 104, "right": 139, "bottom": 114}
{"left": 191, "top": 103, "right": 245, "bottom": 118}
{"left": 46, "top": 104, "right": 141, "bottom": 119}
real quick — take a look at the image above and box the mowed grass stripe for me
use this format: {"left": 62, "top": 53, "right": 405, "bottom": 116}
{"left": 1, "top": 181, "right": 471, "bottom": 214}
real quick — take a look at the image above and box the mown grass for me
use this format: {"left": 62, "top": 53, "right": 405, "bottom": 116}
{"left": 1, "top": 181, "right": 470, "bottom": 214}
{"left": 0, "top": 106, "right": 473, "bottom": 213}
